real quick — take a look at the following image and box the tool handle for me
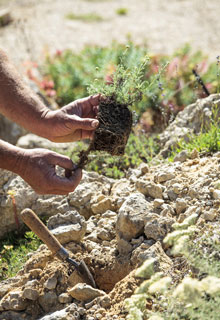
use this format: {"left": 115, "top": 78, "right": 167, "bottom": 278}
{"left": 20, "top": 208, "right": 63, "bottom": 255}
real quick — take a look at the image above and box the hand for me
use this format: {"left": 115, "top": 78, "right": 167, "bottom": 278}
{"left": 18, "top": 148, "right": 82, "bottom": 195}
{"left": 42, "top": 95, "right": 100, "bottom": 142}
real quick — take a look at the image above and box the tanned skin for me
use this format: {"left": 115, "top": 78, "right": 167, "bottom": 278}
{"left": 0, "top": 49, "right": 100, "bottom": 195}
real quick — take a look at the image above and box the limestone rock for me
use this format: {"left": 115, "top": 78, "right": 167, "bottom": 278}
{"left": 68, "top": 283, "right": 105, "bottom": 302}
{"left": 117, "top": 238, "right": 133, "bottom": 255}
{"left": 154, "top": 170, "right": 175, "bottom": 183}
{"left": 58, "top": 293, "right": 73, "bottom": 304}
{"left": 44, "top": 275, "right": 57, "bottom": 290}
{"left": 47, "top": 211, "right": 86, "bottom": 244}
{"left": 91, "top": 197, "right": 113, "bottom": 215}
{"left": 116, "top": 193, "right": 151, "bottom": 241}
{"left": 38, "top": 292, "right": 58, "bottom": 312}
{"left": 136, "top": 180, "right": 163, "bottom": 199}
{"left": 0, "top": 290, "right": 28, "bottom": 311}
{"left": 144, "top": 214, "right": 175, "bottom": 241}
{"left": 22, "top": 287, "right": 39, "bottom": 301}
{"left": 174, "top": 150, "right": 188, "bottom": 162}
{"left": 17, "top": 133, "right": 71, "bottom": 151}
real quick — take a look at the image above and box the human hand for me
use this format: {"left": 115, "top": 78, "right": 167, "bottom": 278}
{"left": 42, "top": 95, "right": 100, "bottom": 143}
{"left": 18, "top": 148, "right": 82, "bottom": 195}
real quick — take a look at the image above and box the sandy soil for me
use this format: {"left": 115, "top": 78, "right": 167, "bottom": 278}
{"left": 0, "top": 0, "right": 220, "bottom": 72}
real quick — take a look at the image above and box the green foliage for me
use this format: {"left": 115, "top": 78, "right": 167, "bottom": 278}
{"left": 62, "top": 132, "right": 159, "bottom": 179}
{"left": 169, "top": 103, "right": 220, "bottom": 161}
{"left": 65, "top": 12, "right": 103, "bottom": 22}
{"left": 116, "top": 7, "right": 128, "bottom": 15}
{"left": 35, "top": 41, "right": 219, "bottom": 124}
{"left": 125, "top": 215, "right": 220, "bottom": 320}
{"left": 0, "top": 231, "right": 42, "bottom": 281}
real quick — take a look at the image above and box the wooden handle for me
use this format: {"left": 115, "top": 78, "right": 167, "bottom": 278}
{"left": 20, "top": 208, "right": 62, "bottom": 255}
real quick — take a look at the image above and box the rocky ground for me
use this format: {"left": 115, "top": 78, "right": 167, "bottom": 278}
{"left": 1, "top": 94, "right": 220, "bottom": 319}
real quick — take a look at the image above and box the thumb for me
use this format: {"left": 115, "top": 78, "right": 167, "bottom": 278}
{"left": 70, "top": 116, "right": 99, "bottom": 131}
{"left": 50, "top": 153, "right": 74, "bottom": 170}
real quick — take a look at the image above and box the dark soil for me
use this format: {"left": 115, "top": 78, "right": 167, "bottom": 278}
{"left": 77, "top": 96, "right": 133, "bottom": 168}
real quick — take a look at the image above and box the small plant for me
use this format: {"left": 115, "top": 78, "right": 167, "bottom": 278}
{"left": 77, "top": 47, "right": 156, "bottom": 167}
{"left": 116, "top": 7, "right": 128, "bottom": 16}
{"left": 0, "top": 231, "right": 42, "bottom": 280}
{"left": 65, "top": 12, "right": 103, "bottom": 22}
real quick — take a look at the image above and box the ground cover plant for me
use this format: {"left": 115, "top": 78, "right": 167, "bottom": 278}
{"left": 125, "top": 215, "right": 220, "bottom": 320}
{"left": 0, "top": 231, "right": 41, "bottom": 281}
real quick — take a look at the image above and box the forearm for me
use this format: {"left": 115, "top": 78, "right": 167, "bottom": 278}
{"left": 0, "top": 139, "right": 24, "bottom": 175}
{"left": 0, "top": 49, "right": 50, "bottom": 137}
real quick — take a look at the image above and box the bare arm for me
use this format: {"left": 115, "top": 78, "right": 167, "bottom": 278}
{"left": 0, "top": 48, "right": 100, "bottom": 142}
{"left": 0, "top": 49, "right": 50, "bottom": 138}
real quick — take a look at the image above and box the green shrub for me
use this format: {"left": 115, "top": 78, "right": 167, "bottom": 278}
{"left": 33, "top": 41, "right": 218, "bottom": 124}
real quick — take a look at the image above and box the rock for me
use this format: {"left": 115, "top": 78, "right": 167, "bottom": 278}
{"left": 131, "top": 241, "right": 172, "bottom": 271}
{"left": 190, "top": 148, "right": 199, "bottom": 159}
{"left": 153, "top": 199, "right": 164, "bottom": 209}
{"left": 17, "top": 133, "right": 71, "bottom": 151}
{"left": 98, "top": 295, "right": 111, "bottom": 308}
{"left": 202, "top": 209, "right": 216, "bottom": 221}
{"left": 0, "top": 290, "right": 28, "bottom": 311}
{"left": 174, "top": 150, "right": 188, "bottom": 162}
{"left": 117, "top": 238, "right": 133, "bottom": 255}
{"left": 91, "top": 197, "right": 113, "bottom": 215}
{"left": 116, "top": 193, "right": 151, "bottom": 241}
{"left": 175, "top": 198, "right": 187, "bottom": 214}
{"left": 68, "top": 283, "right": 106, "bottom": 302}
{"left": 38, "top": 292, "right": 58, "bottom": 312}
{"left": 154, "top": 170, "right": 175, "bottom": 183}
{"left": 136, "top": 180, "right": 163, "bottom": 199}
{"left": 144, "top": 213, "right": 175, "bottom": 241}
{"left": 68, "top": 181, "right": 104, "bottom": 219}
{"left": 212, "top": 189, "right": 220, "bottom": 200}
{"left": 58, "top": 293, "right": 72, "bottom": 304}
{"left": 47, "top": 211, "right": 86, "bottom": 244}
{"left": 22, "top": 288, "right": 39, "bottom": 301}
{"left": 44, "top": 275, "right": 57, "bottom": 290}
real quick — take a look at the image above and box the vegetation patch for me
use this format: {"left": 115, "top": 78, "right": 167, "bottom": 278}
{"left": 65, "top": 12, "right": 103, "bottom": 22}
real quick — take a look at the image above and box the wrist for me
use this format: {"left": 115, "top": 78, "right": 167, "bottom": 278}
{"left": 0, "top": 140, "right": 26, "bottom": 175}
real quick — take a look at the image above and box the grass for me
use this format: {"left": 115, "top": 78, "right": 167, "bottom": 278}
{"left": 116, "top": 7, "right": 128, "bottom": 16}
{"left": 0, "top": 231, "right": 42, "bottom": 281}
{"left": 65, "top": 12, "right": 103, "bottom": 22}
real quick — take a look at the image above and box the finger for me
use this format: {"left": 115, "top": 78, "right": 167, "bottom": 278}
{"left": 79, "top": 94, "right": 101, "bottom": 108}
{"left": 49, "top": 153, "right": 74, "bottom": 170}
{"left": 70, "top": 115, "right": 99, "bottom": 131}
{"left": 51, "top": 168, "right": 82, "bottom": 193}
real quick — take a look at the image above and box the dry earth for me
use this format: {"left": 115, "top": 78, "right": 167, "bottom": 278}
{"left": 0, "top": 0, "right": 220, "bottom": 72}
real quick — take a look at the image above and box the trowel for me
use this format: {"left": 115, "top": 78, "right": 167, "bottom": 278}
{"left": 20, "top": 208, "right": 96, "bottom": 288}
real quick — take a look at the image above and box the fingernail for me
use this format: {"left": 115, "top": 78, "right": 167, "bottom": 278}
{"left": 91, "top": 120, "right": 99, "bottom": 128}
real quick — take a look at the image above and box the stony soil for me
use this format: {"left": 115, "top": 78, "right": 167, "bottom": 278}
{"left": 1, "top": 93, "right": 220, "bottom": 319}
